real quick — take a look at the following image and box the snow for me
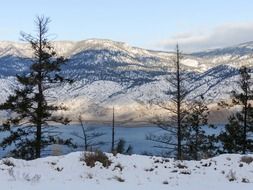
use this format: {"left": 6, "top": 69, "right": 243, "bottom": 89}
{"left": 182, "top": 59, "right": 199, "bottom": 67}
{"left": 0, "top": 152, "right": 252, "bottom": 190}
{"left": 0, "top": 39, "right": 248, "bottom": 123}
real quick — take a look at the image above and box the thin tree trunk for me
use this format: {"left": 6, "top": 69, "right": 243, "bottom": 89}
{"left": 36, "top": 79, "right": 43, "bottom": 158}
{"left": 195, "top": 127, "right": 199, "bottom": 160}
{"left": 36, "top": 123, "right": 42, "bottom": 158}
{"left": 111, "top": 107, "right": 115, "bottom": 152}
{"left": 176, "top": 44, "right": 182, "bottom": 160}
{"left": 243, "top": 88, "right": 248, "bottom": 154}
{"left": 35, "top": 21, "right": 43, "bottom": 159}
{"left": 80, "top": 119, "right": 88, "bottom": 151}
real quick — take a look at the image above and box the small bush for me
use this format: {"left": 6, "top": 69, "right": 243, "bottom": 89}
{"left": 145, "top": 168, "right": 154, "bottom": 172}
{"left": 113, "top": 163, "right": 123, "bottom": 171}
{"left": 114, "top": 175, "right": 125, "bottom": 182}
{"left": 114, "top": 139, "right": 133, "bottom": 155}
{"left": 180, "top": 170, "right": 191, "bottom": 175}
{"left": 87, "top": 173, "right": 93, "bottom": 179}
{"left": 240, "top": 156, "right": 253, "bottom": 164}
{"left": 226, "top": 170, "right": 237, "bottom": 182}
{"left": 163, "top": 180, "right": 169, "bottom": 184}
{"left": 82, "top": 151, "right": 112, "bottom": 168}
{"left": 56, "top": 167, "right": 63, "bottom": 172}
{"left": 176, "top": 163, "right": 187, "bottom": 169}
{"left": 2, "top": 159, "right": 15, "bottom": 167}
{"left": 202, "top": 162, "right": 212, "bottom": 167}
{"left": 242, "top": 178, "right": 250, "bottom": 183}
{"left": 154, "top": 159, "right": 161, "bottom": 164}
{"left": 51, "top": 144, "right": 62, "bottom": 156}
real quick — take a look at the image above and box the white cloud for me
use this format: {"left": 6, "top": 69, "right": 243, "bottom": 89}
{"left": 157, "top": 22, "right": 253, "bottom": 52}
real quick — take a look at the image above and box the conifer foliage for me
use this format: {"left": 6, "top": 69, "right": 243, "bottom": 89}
{"left": 182, "top": 96, "right": 216, "bottom": 160}
{"left": 147, "top": 45, "right": 191, "bottom": 160}
{"left": 218, "top": 66, "right": 253, "bottom": 154}
{"left": 0, "top": 16, "right": 73, "bottom": 160}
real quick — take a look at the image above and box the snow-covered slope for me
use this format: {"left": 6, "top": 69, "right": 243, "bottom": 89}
{"left": 192, "top": 41, "right": 253, "bottom": 69}
{"left": 0, "top": 152, "right": 252, "bottom": 190}
{"left": 0, "top": 39, "right": 252, "bottom": 122}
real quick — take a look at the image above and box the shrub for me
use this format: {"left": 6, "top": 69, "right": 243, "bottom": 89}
{"left": 2, "top": 159, "right": 15, "bottom": 167}
{"left": 114, "top": 175, "right": 125, "bottom": 182}
{"left": 113, "top": 163, "right": 123, "bottom": 171}
{"left": 114, "top": 138, "right": 133, "bottom": 155}
{"left": 180, "top": 170, "right": 191, "bottom": 175}
{"left": 226, "top": 170, "right": 237, "bottom": 182}
{"left": 163, "top": 180, "right": 169, "bottom": 184}
{"left": 82, "top": 151, "right": 112, "bottom": 168}
{"left": 87, "top": 173, "right": 93, "bottom": 179}
{"left": 240, "top": 156, "right": 253, "bottom": 164}
{"left": 51, "top": 144, "right": 62, "bottom": 156}
{"left": 242, "top": 178, "right": 250, "bottom": 183}
{"left": 176, "top": 163, "right": 187, "bottom": 169}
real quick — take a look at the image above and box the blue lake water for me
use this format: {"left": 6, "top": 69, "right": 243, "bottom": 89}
{"left": 0, "top": 123, "right": 224, "bottom": 158}
{"left": 0, "top": 123, "right": 165, "bottom": 158}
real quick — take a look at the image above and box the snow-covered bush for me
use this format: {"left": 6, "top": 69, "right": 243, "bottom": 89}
{"left": 113, "top": 175, "right": 125, "bottom": 182}
{"left": 2, "top": 159, "right": 15, "bottom": 167}
{"left": 81, "top": 151, "right": 112, "bottom": 168}
{"left": 226, "top": 169, "right": 237, "bottom": 181}
{"left": 240, "top": 156, "right": 253, "bottom": 164}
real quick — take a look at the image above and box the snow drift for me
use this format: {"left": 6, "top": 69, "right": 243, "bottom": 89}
{"left": 0, "top": 152, "right": 252, "bottom": 190}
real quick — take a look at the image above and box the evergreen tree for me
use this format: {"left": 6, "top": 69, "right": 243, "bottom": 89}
{"left": 115, "top": 138, "right": 133, "bottom": 155}
{"left": 147, "top": 44, "right": 192, "bottom": 160}
{"left": 218, "top": 114, "right": 245, "bottom": 153}
{"left": 0, "top": 16, "right": 74, "bottom": 159}
{"left": 218, "top": 66, "right": 253, "bottom": 154}
{"left": 182, "top": 96, "right": 216, "bottom": 160}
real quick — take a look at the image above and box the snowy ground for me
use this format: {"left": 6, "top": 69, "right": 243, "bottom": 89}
{"left": 0, "top": 152, "right": 253, "bottom": 190}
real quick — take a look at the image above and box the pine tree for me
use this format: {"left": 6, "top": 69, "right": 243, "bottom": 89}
{"left": 182, "top": 96, "right": 216, "bottom": 160}
{"left": 218, "top": 66, "right": 253, "bottom": 154}
{"left": 147, "top": 44, "right": 192, "bottom": 160}
{"left": 115, "top": 138, "right": 133, "bottom": 155}
{"left": 218, "top": 114, "right": 245, "bottom": 153}
{"left": 0, "top": 16, "right": 74, "bottom": 159}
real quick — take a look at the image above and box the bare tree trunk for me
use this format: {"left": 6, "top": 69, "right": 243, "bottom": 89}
{"left": 243, "top": 87, "right": 248, "bottom": 154}
{"left": 79, "top": 117, "right": 88, "bottom": 151}
{"left": 176, "top": 44, "right": 182, "bottom": 160}
{"left": 111, "top": 107, "right": 115, "bottom": 152}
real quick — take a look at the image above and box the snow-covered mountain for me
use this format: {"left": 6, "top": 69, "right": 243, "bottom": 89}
{"left": 0, "top": 39, "right": 252, "bottom": 122}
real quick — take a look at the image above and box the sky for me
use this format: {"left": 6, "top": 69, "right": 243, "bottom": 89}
{"left": 1, "top": 0, "right": 253, "bottom": 52}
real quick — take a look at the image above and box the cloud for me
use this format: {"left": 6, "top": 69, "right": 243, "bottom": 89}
{"left": 157, "top": 22, "right": 253, "bottom": 52}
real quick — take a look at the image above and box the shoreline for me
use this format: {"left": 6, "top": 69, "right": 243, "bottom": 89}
{"left": 68, "top": 120, "right": 154, "bottom": 128}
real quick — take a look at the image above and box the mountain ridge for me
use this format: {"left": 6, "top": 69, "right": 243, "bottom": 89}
{"left": 0, "top": 39, "right": 251, "bottom": 123}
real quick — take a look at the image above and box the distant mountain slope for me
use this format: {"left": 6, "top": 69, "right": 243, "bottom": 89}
{"left": 0, "top": 39, "right": 251, "bottom": 122}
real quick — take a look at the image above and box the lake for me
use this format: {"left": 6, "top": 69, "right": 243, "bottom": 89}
{"left": 0, "top": 123, "right": 224, "bottom": 158}
{"left": 0, "top": 123, "right": 166, "bottom": 158}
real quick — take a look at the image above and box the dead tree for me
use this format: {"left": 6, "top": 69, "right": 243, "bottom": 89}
{"left": 111, "top": 107, "right": 115, "bottom": 153}
{"left": 147, "top": 44, "right": 193, "bottom": 160}
{"left": 72, "top": 115, "right": 105, "bottom": 151}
